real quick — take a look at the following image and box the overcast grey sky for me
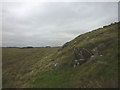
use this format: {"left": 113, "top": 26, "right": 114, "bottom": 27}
{"left": 2, "top": 2, "right": 118, "bottom": 47}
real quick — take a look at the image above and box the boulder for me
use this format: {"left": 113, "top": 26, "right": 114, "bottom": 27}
{"left": 73, "top": 48, "right": 92, "bottom": 67}
{"left": 74, "top": 47, "right": 92, "bottom": 60}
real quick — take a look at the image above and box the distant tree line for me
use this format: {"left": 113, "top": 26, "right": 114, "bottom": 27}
{"left": 4, "top": 46, "right": 52, "bottom": 48}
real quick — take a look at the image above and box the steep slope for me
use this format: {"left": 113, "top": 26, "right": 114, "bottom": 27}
{"left": 32, "top": 22, "right": 118, "bottom": 88}
{"left": 2, "top": 22, "right": 118, "bottom": 88}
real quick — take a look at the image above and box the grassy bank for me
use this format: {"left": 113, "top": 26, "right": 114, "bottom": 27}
{"left": 2, "top": 22, "right": 118, "bottom": 88}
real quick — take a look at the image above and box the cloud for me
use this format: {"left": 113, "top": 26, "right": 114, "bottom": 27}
{"left": 2, "top": 2, "right": 118, "bottom": 47}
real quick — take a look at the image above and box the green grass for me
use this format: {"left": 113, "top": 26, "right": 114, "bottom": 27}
{"left": 2, "top": 22, "right": 118, "bottom": 88}
{"left": 2, "top": 47, "right": 59, "bottom": 87}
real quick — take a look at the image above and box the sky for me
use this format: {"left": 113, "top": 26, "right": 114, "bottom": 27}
{"left": 1, "top": 2, "right": 118, "bottom": 47}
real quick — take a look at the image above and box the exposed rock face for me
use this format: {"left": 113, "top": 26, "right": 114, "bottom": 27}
{"left": 73, "top": 47, "right": 92, "bottom": 67}
{"left": 73, "top": 46, "right": 104, "bottom": 67}
{"left": 74, "top": 48, "right": 92, "bottom": 60}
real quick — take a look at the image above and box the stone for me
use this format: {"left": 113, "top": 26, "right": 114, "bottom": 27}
{"left": 54, "top": 63, "right": 58, "bottom": 70}
{"left": 75, "top": 60, "right": 78, "bottom": 62}
{"left": 74, "top": 47, "right": 92, "bottom": 62}
{"left": 73, "top": 47, "right": 104, "bottom": 67}
{"left": 80, "top": 48, "right": 92, "bottom": 59}
{"left": 90, "top": 55, "right": 103, "bottom": 61}
{"left": 91, "top": 55, "right": 94, "bottom": 57}
{"left": 77, "top": 62, "right": 80, "bottom": 65}
{"left": 74, "top": 60, "right": 78, "bottom": 66}
{"left": 54, "top": 63, "right": 58, "bottom": 67}
{"left": 79, "top": 59, "right": 85, "bottom": 60}
{"left": 79, "top": 59, "right": 87, "bottom": 65}
{"left": 50, "top": 59, "right": 55, "bottom": 61}
{"left": 73, "top": 64, "right": 76, "bottom": 68}
{"left": 74, "top": 41, "right": 77, "bottom": 44}
{"left": 92, "top": 47, "right": 99, "bottom": 55}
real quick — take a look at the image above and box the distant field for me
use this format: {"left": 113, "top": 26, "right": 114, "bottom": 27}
{"left": 2, "top": 47, "right": 59, "bottom": 88}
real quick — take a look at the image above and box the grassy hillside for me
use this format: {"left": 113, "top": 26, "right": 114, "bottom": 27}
{"left": 2, "top": 47, "right": 59, "bottom": 87}
{"left": 2, "top": 22, "right": 118, "bottom": 88}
